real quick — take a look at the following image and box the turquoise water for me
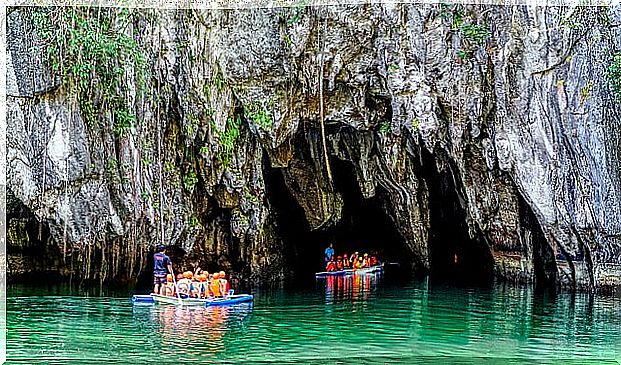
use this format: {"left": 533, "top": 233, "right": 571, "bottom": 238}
{"left": 6, "top": 274, "right": 621, "bottom": 364}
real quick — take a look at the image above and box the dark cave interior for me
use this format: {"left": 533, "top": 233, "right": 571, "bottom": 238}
{"left": 265, "top": 155, "right": 412, "bottom": 282}
{"left": 419, "top": 147, "right": 495, "bottom": 286}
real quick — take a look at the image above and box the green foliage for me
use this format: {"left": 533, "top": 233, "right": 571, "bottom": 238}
{"left": 244, "top": 102, "right": 273, "bottom": 128}
{"left": 186, "top": 112, "right": 200, "bottom": 135}
{"left": 213, "top": 63, "right": 226, "bottom": 91}
{"left": 580, "top": 80, "right": 593, "bottom": 103}
{"left": 287, "top": 0, "right": 309, "bottom": 25}
{"left": 456, "top": 50, "right": 468, "bottom": 60}
{"left": 140, "top": 190, "right": 150, "bottom": 201}
{"left": 183, "top": 170, "right": 198, "bottom": 192}
{"left": 189, "top": 215, "right": 201, "bottom": 228}
{"left": 141, "top": 156, "right": 151, "bottom": 166}
{"left": 379, "top": 121, "right": 391, "bottom": 134}
{"left": 607, "top": 52, "right": 621, "bottom": 101}
{"left": 114, "top": 109, "right": 135, "bottom": 138}
{"left": 214, "top": 116, "right": 242, "bottom": 166}
{"left": 200, "top": 145, "right": 210, "bottom": 156}
{"left": 283, "top": 33, "right": 293, "bottom": 46}
{"left": 437, "top": 4, "right": 491, "bottom": 63}
{"left": 411, "top": 118, "right": 420, "bottom": 131}
{"left": 246, "top": 193, "right": 259, "bottom": 203}
{"left": 387, "top": 64, "right": 399, "bottom": 75}
{"left": 164, "top": 161, "right": 175, "bottom": 173}
{"left": 105, "top": 158, "right": 118, "bottom": 173}
{"left": 31, "top": 7, "right": 147, "bottom": 136}
{"left": 460, "top": 23, "right": 491, "bottom": 45}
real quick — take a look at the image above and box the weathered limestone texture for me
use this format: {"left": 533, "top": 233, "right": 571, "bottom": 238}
{"left": 6, "top": 4, "right": 621, "bottom": 288}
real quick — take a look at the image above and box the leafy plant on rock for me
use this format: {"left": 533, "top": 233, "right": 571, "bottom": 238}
{"left": 214, "top": 116, "right": 242, "bottom": 167}
{"left": 31, "top": 7, "right": 147, "bottom": 137}
{"left": 607, "top": 52, "right": 621, "bottom": 101}
{"left": 244, "top": 102, "right": 273, "bottom": 129}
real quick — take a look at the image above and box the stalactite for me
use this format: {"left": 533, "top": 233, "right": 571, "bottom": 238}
{"left": 318, "top": 9, "right": 333, "bottom": 186}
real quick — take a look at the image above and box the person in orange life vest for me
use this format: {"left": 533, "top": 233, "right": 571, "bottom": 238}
{"left": 336, "top": 255, "right": 344, "bottom": 270}
{"left": 343, "top": 253, "right": 350, "bottom": 268}
{"left": 370, "top": 255, "right": 378, "bottom": 266}
{"left": 354, "top": 257, "right": 363, "bottom": 269}
{"left": 176, "top": 271, "right": 193, "bottom": 297}
{"left": 326, "top": 257, "right": 337, "bottom": 272}
{"left": 362, "top": 253, "right": 370, "bottom": 267}
{"left": 349, "top": 252, "right": 359, "bottom": 267}
{"left": 210, "top": 272, "right": 222, "bottom": 297}
{"left": 164, "top": 274, "right": 176, "bottom": 296}
{"left": 190, "top": 273, "right": 202, "bottom": 298}
{"left": 198, "top": 273, "right": 208, "bottom": 298}
{"left": 219, "top": 271, "right": 230, "bottom": 296}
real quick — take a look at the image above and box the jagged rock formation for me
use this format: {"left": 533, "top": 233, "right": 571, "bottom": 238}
{"left": 6, "top": 4, "right": 621, "bottom": 289}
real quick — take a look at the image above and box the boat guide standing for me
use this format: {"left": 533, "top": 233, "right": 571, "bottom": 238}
{"left": 325, "top": 243, "right": 335, "bottom": 264}
{"left": 153, "top": 245, "right": 173, "bottom": 295}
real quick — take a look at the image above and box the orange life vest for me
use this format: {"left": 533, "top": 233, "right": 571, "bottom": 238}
{"left": 210, "top": 279, "right": 221, "bottom": 297}
{"left": 326, "top": 261, "right": 336, "bottom": 272}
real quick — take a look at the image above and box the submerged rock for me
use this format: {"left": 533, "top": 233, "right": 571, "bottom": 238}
{"left": 6, "top": 4, "right": 621, "bottom": 289}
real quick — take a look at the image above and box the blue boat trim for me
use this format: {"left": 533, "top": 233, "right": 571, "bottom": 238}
{"left": 205, "top": 294, "right": 254, "bottom": 307}
{"left": 132, "top": 294, "right": 155, "bottom": 303}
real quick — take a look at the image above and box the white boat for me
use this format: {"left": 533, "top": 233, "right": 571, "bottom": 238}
{"left": 315, "top": 264, "right": 383, "bottom": 278}
{"left": 133, "top": 293, "right": 253, "bottom": 306}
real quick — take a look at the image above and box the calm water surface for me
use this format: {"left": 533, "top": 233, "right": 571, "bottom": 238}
{"left": 7, "top": 274, "right": 621, "bottom": 364}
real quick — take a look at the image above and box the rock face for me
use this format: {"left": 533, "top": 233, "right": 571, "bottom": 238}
{"left": 6, "top": 4, "right": 621, "bottom": 289}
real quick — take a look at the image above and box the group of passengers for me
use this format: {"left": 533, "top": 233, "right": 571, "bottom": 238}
{"left": 153, "top": 245, "right": 231, "bottom": 298}
{"left": 324, "top": 243, "right": 379, "bottom": 272}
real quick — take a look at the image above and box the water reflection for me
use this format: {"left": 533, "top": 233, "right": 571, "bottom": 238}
{"left": 131, "top": 303, "right": 253, "bottom": 358}
{"left": 322, "top": 272, "right": 381, "bottom": 302}
{"left": 7, "top": 281, "right": 621, "bottom": 363}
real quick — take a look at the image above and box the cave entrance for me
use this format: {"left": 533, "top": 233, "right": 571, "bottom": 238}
{"left": 265, "top": 155, "right": 411, "bottom": 282}
{"left": 421, "top": 148, "right": 494, "bottom": 286}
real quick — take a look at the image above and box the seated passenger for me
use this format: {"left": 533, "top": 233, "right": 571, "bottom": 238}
{"left": 176, "top": 271, "right": 193, "bottom": 297}
{"left": 363, "top": 253, "right": 370, "bottom": 267}
{"left": 350, "top": 252, "right": 359, "bottom": 266}
{"left": 219, "top": 271, "right": 230, "bottom": 296}
{"left": 343, "top": 253, "right": 350, "bottom": 268}
{"left": 336, "top": 255, "right": 344, "bottom": 270}
{"left": 355, "top": 257, "right": 363, "bottom": 269}
{"left": 326, "top": 258, "right": 336, "bottom": 272}
{"left": 370, "top": 255, "right": 378, "bottom": 266}
{"left": 210, "top": 272, "right": 222, "bottom": 297}
{"left": 164, "top": 274, "right": 176, "bottom": 296}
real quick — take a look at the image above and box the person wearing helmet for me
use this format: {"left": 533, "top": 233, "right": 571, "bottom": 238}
{"left": 343, "top": 253, "right": 350, "bottom": 269}
{"left": 210, "top": 272, "right": 222, "bottom": 297}
{"left": 355, "top": 256, "right": 363, "bottom": 269}
{"left": 370, "top": 255, "right": 378, "bottom": 267}
{"left": 336, "top": 255, "right": 344, "bottom": 270}
{"left": 153, "top": 245, "right": 173, "bottom": 295}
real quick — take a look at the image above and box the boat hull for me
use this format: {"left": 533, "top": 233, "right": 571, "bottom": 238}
{"left": 315, "top": 264, "right": 383, "bottom": 278}
{"left": 145, "top": 293, "right": 253, "bottom": 306}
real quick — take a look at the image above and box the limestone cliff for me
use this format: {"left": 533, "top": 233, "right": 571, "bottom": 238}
{"left": 6, "top": 4, "right": 621, "bottom": 289}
